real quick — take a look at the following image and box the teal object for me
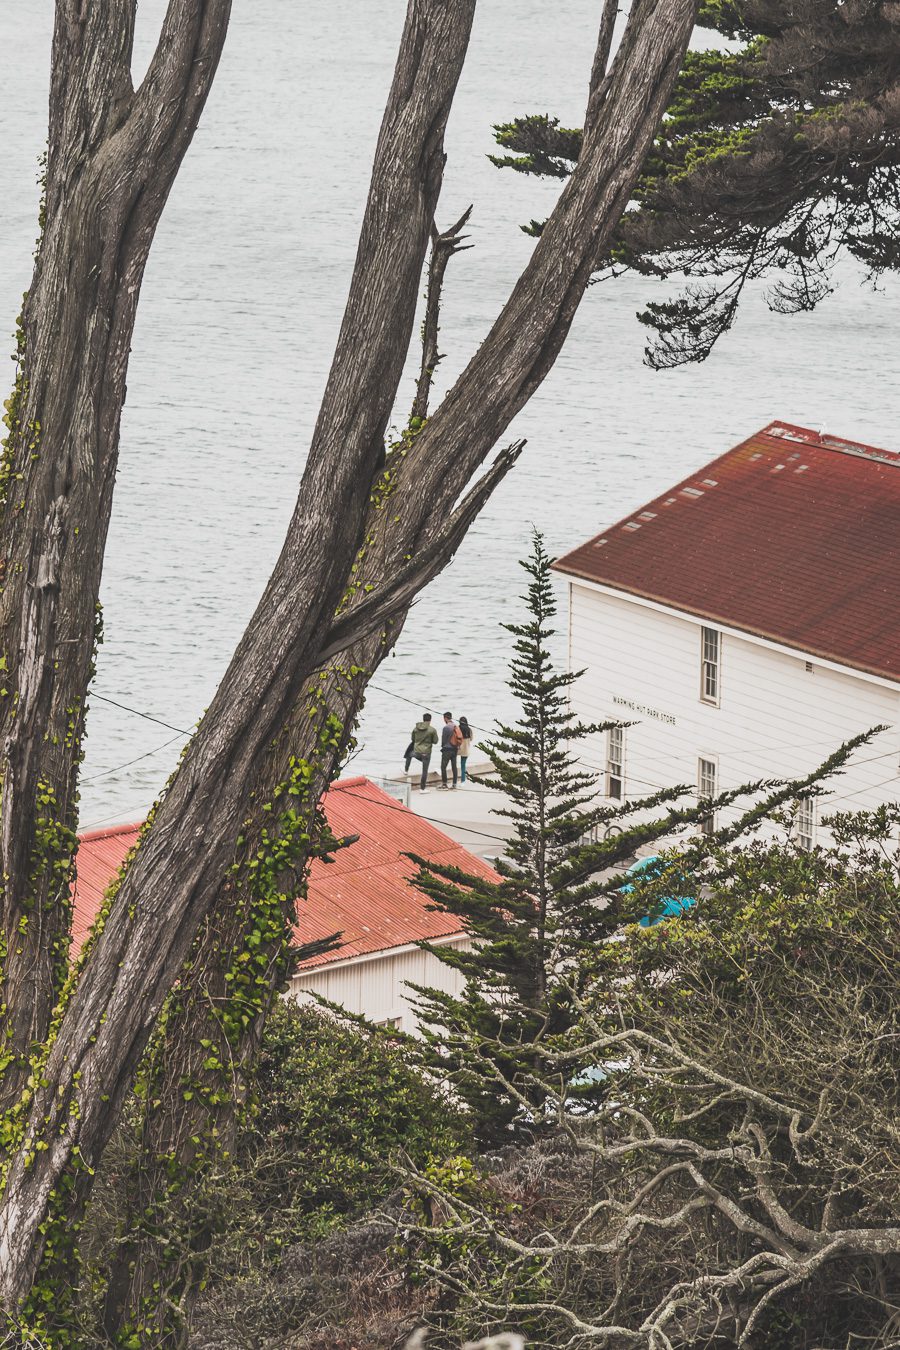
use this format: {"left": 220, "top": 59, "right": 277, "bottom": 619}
{"left": 622, "top": 854, "right": 696, "bottom": 927}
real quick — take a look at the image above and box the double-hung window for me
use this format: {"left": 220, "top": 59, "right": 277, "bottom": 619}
{"left": 698, "top": 756, "right": 717, "bottom": 837}
{"left": 795, "top": 797, "right": 816, "bottom": 850}
{"left": 701, "top": 627, "right": 721, "bottom": 705}
{"left": 606, "top": 727, "right": 625, "bottom": 801}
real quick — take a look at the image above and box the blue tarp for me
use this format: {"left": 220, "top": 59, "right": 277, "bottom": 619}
{"left": 621, "top": 854, "right": 696, "bottom": 928}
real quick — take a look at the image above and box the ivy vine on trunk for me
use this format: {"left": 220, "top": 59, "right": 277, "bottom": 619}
{"left": 0, "top": 0, "right": 699, "bottom": 1337}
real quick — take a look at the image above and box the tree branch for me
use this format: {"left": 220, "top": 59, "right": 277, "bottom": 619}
{"left": 0, "top": 0, "right": 479, "bottom": 1306}
{"left": 411, "top": 208, "right": 474, "bottom": 424}
{"left": 318, "top": 440, "right": 526, "bottom": 663}
{"left": 404, "top": 0, "right": 698, "bottom": 525}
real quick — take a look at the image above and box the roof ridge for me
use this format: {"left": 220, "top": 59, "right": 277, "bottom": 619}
{"left": 329, "top": 775, "right": 369, "bottom": 790}
{"left": 764, "top": 420, "right": 900, "bottom": 463}
{"left": 77, "top": 821, "right": 144, "bottom": 844}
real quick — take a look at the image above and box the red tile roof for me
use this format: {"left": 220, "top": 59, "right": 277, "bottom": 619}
{"left": 554, "top": 421, "right": 900, "bottom": 683}
{"left": 71, "top": 778, "right": 494, "bottom": 967}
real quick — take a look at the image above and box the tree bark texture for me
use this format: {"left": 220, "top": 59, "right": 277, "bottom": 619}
{"left": 0, "top": 0, "right": 232, "bottom": 1109}
{"left": 102, "top": 209, "right": 481, "bottom": 1343}
{"left": 0, "top": 0, "right": 697, "bottom": 1317}
{"left": 0, "top": 0, "right": 478, "bottom": 1308}
{"left": 100, "top": 667, "right": 366, "bottom": 1346}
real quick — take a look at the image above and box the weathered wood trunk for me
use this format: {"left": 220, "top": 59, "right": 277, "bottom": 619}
{"left": 0, "top": 0, "right": 232, "bottom": 1108}
{"left": 101, "top": 204, "right": 482, "bottom": 1343}
{"left": 99, "top": 669, "right": 362, "bottom": 1345}
{"left": 0, "top": 0, "right": 697, "bottom": 1319}
{"left": 0, "top": 0, "right": 477, "bottom": 1311}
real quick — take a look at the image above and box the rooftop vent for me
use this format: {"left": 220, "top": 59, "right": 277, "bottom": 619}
{"left": 638, "top": 510, "right": 657, "bottom": 521}
{"left": 622, "top": 522, "right": 642, "bottom": 532}
{"left": 701, "top": 478, "right": 718, "bottom": 487}
{"left": 821, "top": 436, "right": 900, "bottom": 468}
{"left": 767, "top": 423, "right": 814, "bottom": 444}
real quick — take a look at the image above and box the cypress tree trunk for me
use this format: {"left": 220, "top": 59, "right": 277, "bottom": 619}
{"left": 99, "top": 668, "right": 361, "bottom": 1345}
{"left": 101, "top": 209, "right": 480, "bottom": 1348}
{"left": 0, "top": 0, "right": 232, "bottom": 1109}
{"left": 0, "top": 0, "right": 697, "bottom": 1315}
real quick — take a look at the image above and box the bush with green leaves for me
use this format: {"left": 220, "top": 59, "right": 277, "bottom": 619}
{"left": 238, "top": 1001, "right": 467, "bottom": 1248}
{"left": 400, "top": 811, "right": 900, "bottom": 1348}
{"left": 81, "top": 1002, "right": 467, "bottom": 1342}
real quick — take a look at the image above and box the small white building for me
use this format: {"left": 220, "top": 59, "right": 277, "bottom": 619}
{"left": 72, "top": 777, "right": 489, "bottom": 1035}
{"left": 553, "top": 421, "right": 900, "bottom": 845}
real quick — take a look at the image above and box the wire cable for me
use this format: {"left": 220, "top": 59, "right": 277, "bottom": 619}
{"left": 81, "top": 733, "right": 186, "bottom": 785}
{"left": 91, "top": 691, "right": 192, "bottom": 736}
{"left": 337, "top": 784, "right": 510, "bottom": 844}
{"left": 83, "top": 680, "right": 898, "bottom": 830}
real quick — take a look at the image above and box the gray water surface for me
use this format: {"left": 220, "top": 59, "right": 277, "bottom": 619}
{"left": 2, "top": 2, "right": 898, "bottom": 828}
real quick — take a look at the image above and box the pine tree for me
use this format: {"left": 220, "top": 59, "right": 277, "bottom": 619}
{"left": 409, "top": 534, "right": 878, "bottom": 1143}
{"left": 409, "top": 534, "right": 707, "bottom": 1141}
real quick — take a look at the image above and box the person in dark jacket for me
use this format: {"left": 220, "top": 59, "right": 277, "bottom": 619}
{"left": 410, "top": 713, "right": 438, "bottom": 791}
{"left": 440, "top": 711, "right": 460, "bottom": 789}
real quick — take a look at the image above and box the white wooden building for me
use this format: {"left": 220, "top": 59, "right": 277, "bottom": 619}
{"left": 554, "top": 421, "right": 900, "bottom": 845}
{"left": 72, "top": 777, "right": 490, "bottom": 1036}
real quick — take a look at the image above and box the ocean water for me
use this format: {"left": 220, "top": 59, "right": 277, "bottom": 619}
{"left": 1, "top": 2, "right": 898, "bottom": 829}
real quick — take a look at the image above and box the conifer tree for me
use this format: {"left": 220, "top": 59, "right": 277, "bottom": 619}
{"left": 410, "top": 534, "right": 877, "bottom": 1143}
{"left": 409, "top": 534, "right": 712, "bottom": 1140}
{"left": 492, "top": 1, "right": 900, "bottom": 366}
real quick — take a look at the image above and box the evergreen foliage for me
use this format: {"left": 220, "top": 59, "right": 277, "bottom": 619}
{"left": 410, "top": 534, "right": 729, "bottom": 1141}
{"left": 410, "top": 534, "right": 880, "bottom": 1144}
{"left": 493, "top": 1, "right": 900, "bottom": 365}
{"left": 396, "top": 811, "right": 900, "bottom": 1350}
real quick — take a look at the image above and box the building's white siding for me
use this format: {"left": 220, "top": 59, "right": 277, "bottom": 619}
{"left": 290, "top": 935, "right": 472, "bottom": 1035}
{"left": 568, "top": 579, "right": 900, "bottom": 841}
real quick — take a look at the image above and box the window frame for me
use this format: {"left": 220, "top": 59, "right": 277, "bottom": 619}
{"left": 697, "top": 755, "right": 718, "bottom": 837}
{"left": 700, "top": 626, "right": 721, "bottom": 706}
{"left": 795, "top": 797, "right": 816, "bottom": 850}
{"left": 606, "top": 726, "right": 625, "bottom": 801}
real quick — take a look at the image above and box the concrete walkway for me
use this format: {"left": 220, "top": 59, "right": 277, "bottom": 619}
{"left": 385, "top": 760, "right": 514, "bottom": 863}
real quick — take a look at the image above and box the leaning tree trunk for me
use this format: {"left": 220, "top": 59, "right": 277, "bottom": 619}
{"left": 0, "top": 0, "right": 697, "bottom": 1317}
{"left": 0, "top": 0, "right": 232, "bottom": 1112}
{"left": 102, "top": 215, "right": 478, "bottom": 1344}
{"left": 0, "top": 0, "right": 478, "bottom": 1315}
{"left": 100, "top": 666, "right": 365, "bottom": 1345}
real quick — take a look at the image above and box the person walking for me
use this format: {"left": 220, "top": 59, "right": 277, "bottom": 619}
{"left": 410, "top": 713, "right": 438, "bottom": 791}
{"left": 457, "top": 716, "right": 473, "bottom": 782}
{"left": 440, "top": 711, "right": 461, "bottom": 789}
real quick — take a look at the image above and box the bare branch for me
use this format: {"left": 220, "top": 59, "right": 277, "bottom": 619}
{"left": 318, "top": 440, "right": 526, "bottom": 663}
{"left": 406, "top": 0, "right": 697, "bottom": 523}
{"left": 587, "top": 0, "right": 619, "bottom": 122}
{"left": 411, "top": 207, "right": 474, "bottom": 423}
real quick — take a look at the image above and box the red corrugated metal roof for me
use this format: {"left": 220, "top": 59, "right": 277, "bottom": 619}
{"left": 553, "top": 421, "right": 900, "bottom": 682}
{"left": 70, "top": 778, "right": 495, "bottom": 967}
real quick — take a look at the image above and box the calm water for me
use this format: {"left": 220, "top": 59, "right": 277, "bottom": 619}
{"left": 2, "top": 3, "right": 899, "bottom": 829}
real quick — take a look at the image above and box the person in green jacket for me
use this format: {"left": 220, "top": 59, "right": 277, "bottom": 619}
{"left": 409, "top": 713, "right": 438, "bottom": 791}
